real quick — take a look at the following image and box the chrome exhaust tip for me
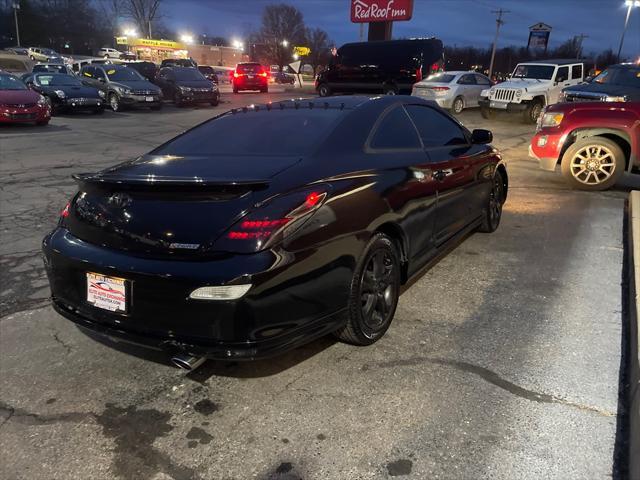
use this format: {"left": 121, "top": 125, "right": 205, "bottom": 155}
{"left": 170, "top": 354, "right": 206, "bottom": 372}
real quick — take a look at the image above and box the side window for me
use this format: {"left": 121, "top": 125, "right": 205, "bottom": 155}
{"left": 458, "top": 74, "right": 476, "bottom": 85}
{"left": 556, "top": 66, "right": 569, "bottom": 83}
{"left": 475, "top": 74, "right": 491, "bottom": 86}
{"left": 81, "top": 67, "right": 93, "bottom": 78}
{"left": 405, "top": 105, "right": 468, "bottom": 148}
{"left": 571, "top": 64, "right": 583, "bottom": 80}
{"left": 369, "top": 106, "right": 421, "bottom": 150}
{"left": 94, "top": 68, "right": 106, "bottom": 80}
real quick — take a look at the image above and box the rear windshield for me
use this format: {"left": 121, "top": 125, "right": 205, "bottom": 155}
{"left": 33, "top": 64, "right": 67, "bottom": 73}
{"left": 593, "top": 67, "right": 640, "bottom": 87}
{"left": 237, "top": 63, "right": 262, "bottom": 73}
{"left": 422, "top": 73, "right": 455, "bottom": 83}
{"left": 153, "top": 108, "right": 344, "bottom": 156}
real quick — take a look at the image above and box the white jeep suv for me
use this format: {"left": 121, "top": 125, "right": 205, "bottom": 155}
{"left": 97, "top": 48, "right": 122, "bottom": 59}
{"left": 479, "top": 60, "right": 585, "bottom": 123}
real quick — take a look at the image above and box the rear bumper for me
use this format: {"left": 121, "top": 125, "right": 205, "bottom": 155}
{"left": 43, "top": 228, "right": 352, "bottom": 359}
{"left": 234, "top": 79, "right": 268, "bottom": 90}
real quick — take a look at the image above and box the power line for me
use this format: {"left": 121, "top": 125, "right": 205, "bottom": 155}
{"left": 488, "top": 8, "right": 509, "bottom": 79}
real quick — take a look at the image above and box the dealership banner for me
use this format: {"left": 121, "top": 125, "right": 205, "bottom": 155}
{"left": 528, "top": 23, "right": 552, "bottom": 51}
{"left": 351, "top": 0, "right": 414, "bottom": 23}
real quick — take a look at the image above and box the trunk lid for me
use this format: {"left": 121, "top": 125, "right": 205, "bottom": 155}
{"left": 65, "top": 154, "right": 300, "bottom": 256}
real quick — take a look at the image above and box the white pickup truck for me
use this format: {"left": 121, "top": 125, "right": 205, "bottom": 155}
{"left": 479, "top": 59, "right": 586, "bottom": 123}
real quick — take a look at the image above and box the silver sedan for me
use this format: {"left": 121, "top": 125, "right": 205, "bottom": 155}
{"left": 411, "top": 71, "right": 492, "bottom": 114}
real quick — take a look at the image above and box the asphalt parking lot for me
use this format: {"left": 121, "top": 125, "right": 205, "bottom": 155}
{"left": 0, "top": 93, "right": 636, "bottom": 479}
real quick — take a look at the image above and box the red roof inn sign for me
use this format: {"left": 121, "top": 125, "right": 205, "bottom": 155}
{"left": 351, "top": 0, "right": 414, "bottom": 23}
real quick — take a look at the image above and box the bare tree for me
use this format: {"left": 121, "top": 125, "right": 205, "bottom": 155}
{"left": 305, "top": 27, "right": 332, "bottom": 75}
{"left": 121, "top": 0, "right": 161, "bottom": 39}
{"left": 254, "top": 3, "right": 306, "bottom": 69}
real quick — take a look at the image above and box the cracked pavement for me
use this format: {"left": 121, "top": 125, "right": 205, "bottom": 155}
{"left": 0, "top": 98, "right": 634, "bottom": 479}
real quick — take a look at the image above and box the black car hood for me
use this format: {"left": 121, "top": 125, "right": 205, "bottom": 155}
{"left": 566, "top": 82, "right": 640, "bottom": 99}
{"left": 86, "top": 154, "right": 301, "bottom": 185}
{"left": 111, "top": 80, "right": 160, "bottom": 92}
{"left": 43, "top": 85, "right": 100, "bottom": 98}
{"left": 177, "top": 80, "right": 214, "bottom": 89}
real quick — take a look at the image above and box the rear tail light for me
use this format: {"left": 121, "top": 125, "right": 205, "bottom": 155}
{"left": 430, "top": 63, "right": 440, "bottom": 74}
{"left": 415, "top": 67, "right": 422, "bottom": 82}
{"left": 61, "top": 202, "right": 70, "bottom": 218}
{"left": 233, "top": 71, "right": 240, "bottom": 78}
{"left": 213, "top": 187, "right": 330, "bottom": 253}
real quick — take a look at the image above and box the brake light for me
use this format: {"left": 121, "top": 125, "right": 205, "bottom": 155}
{"left": 233, "top": 71, "right": 240, "bottom": 78}
{"left": 430, "top": 63, "right": 440, "bottom": 73}
{"left": 430, "top": 86, "right": 450, "bottom": 91}
{"left": 220, "top": 189, "right": 328, "bottom": 252}
{"left": 259, "top": 71, "right": 268, "bottom": 77}
{"left": 61, "top": 202, "right": 70, "bottom": 218}
{"left": 415, "top": 68, "right": 422, "bottom": 82}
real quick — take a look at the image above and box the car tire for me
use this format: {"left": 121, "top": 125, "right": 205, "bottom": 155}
{"left": 210, "top": 96, "right": 219, "bottom": 106}
{"left": 478, "top": 170, "right": 506, "bottom": 233}
{"left": 450, "top": 96, "right": 464, "bottom": 114}
{"left": 523, "top": 100, "right": 543, "bottom": 124}
{"left": 334, "top": 233, "right": 401, "bottom": 346}
{"left": 317, "top": 83, "right": 331, "bottom": 97}
{"left": 109, "top": 93, "right": 121, "bottom": 112}
{"left": 480, "top": 106, "right": 495, "bottom": 119}
{"left": 560, "top": 137, "right": 625, "bottom": 191}
{"left": 383, "top": 84, "right": 399, "bottom": 95}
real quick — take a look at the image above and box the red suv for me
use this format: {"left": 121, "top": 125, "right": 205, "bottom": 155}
{"left": 232, "top": 63, "right": 269, "bottom": 93}
{"left": 530, "top": 101, "right": 640, "bottom": 190}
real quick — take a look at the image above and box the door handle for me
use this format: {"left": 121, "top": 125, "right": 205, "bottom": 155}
{"left": 433, "top": 169, "right": 451, "bottom": 181}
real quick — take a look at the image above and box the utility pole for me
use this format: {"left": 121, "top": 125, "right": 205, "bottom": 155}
{"left": 575, "top": 34, "right": 588, "bottom": 59}
{"left": 148, "top": 20, "right": 152, "bottom": 39}
{"left": 12, "top": 2, "right": 21, "bottom": 47}
{"left": 488, "top": 9, "right": 509, "bottom": 80}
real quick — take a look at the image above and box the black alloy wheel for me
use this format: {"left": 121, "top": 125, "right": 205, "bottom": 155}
{"left": 317, "top": 83, "right": 331, "bottom": 97}
{"left": 479, "top": 170, "right": 505, "bottom": 233}
{"left": 109, "top": 93, "right": 121, "bottom": 112}
{"left": 451, "top": 96, "right": 464, "bottom": 114}
{"left": 523, "top": 100, "right": 543, "bottom": 124}
{"left": 335, "top": 233, "right": 400, "bottom": 345}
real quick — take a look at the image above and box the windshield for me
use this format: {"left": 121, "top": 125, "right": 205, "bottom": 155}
{"left": 33, "top": 64, "right": 67, "bottom": 73}
{"left": 37, "top": 74, "right": 82, "bottom": 86}
{"left": 153, "top": 108, "right": 345, "bottom": 156}
{"left": 174, "top": 69, "right": 205, "bottom": 81}
{"left": 512, "top": 64, "right": 555, "bottom": 80}
{"left": 106, "top": 68, "right": 144, "bottom": 82}
{"left": 0, "top": 74, "right": 27, "bottom": 90}
{"left": 422, "top": 73, "right": 455, "bottom": 83}
{"left": 593, "top": 67, "right": 640, "bottom": 87}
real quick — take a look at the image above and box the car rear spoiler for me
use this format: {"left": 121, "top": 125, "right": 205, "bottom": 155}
{"left": 72, "top": 173, "right": 270, "bottom": 192}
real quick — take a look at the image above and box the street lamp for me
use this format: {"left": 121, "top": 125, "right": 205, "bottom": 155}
{"left": 180, "top": 34, "right": 194, "bottom": 45}
{"left": 231, "top": 39, "right": 244, "bottom": 50}
{"left": 281, "top": 40, "right": 289, "bottom": 47}
{"left": 123, "top": 28, "right": 137, "bottom": 38}
{"left": 618, "top": 0, "right": 640, "bottom": 61}
{"left": 12, "top": 2, "right": 20, "bottom": 47}
{"left": 292, "top": 53, "right": 299, "bottom": 61}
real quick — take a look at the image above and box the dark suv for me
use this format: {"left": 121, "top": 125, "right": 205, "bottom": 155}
{"left": 154, "top": 67, "right": 219, "bottom": 106}
{"left": 561, "top": 63, "right": 640, "bottom": 102}
{"left": 232, "top": 63, "right": 269, "bottom": 93}
{"left": 80, "top": 64, "right": 162, "bottom": 111}
{"left": 161, "top": 58, "right": 197, "bottom": 68}
{"left": 315, "top": 38, "right": 444, "bottom": 96}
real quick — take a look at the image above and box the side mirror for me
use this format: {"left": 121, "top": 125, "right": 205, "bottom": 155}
{"left": 98, "top": 77, "right": 105, "bottom": 83}
{"left": 471, "top": 129, "right": 492, "bottom": 144}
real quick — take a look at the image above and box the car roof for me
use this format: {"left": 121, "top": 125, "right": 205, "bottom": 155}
{"left": 240, "top": 95, "right": 431, "bottom": 113}
{"left": 519, "top": 59, "right": 581, "bottom": 65}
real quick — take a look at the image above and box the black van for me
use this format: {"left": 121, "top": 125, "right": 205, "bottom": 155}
{"left": 315, "top": 38, "right": 444, "bottom": 97}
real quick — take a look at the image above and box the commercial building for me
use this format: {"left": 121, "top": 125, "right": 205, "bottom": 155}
{"left": 116, "top": 37, "right": 188, "bottom": 63}
{"left": 186, "top": 45, "right": 248, "bottom": 67}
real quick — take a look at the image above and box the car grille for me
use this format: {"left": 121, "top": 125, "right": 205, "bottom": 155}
{"left": 8, "top": 113, "right": 36, "bottom": 120}
{"left": 564, "top": 91, "right": 607, "bottom": 102}
{"left": 491, "top": 89, "right": 516, "bottom": 102}
{"left": 132, "top": 90, "right": 156, "bottom": 95}
{"left": 5, "top": 103, "right": 36, "bottom": 108}
{"left": 68, "top": 98, "right": 98, "bottom": 104}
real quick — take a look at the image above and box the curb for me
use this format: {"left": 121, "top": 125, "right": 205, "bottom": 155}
{"left": 628, "top": 191, "right": 640, "bottom": 480}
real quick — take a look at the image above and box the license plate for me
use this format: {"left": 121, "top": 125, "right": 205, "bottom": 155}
{"left": 87, "top": 272, "right": 127, "bottom": 312}
{"left": 145, "top": 96, "right": 154, "bottom": 102}
{"left": 247, "top": 75, "right": 255, "bottom": 79}
{"left": 490, "top": 101, "right": 507, "bottom": 109}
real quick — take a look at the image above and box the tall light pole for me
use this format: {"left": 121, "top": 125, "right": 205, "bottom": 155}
{"left": 488, "top": 9, "right": 509, "bottom": 80}
{"left": 12, "top": 2, "right": 21, "bottom": 47}
{"left": 618, "top": 0, "right": 640, "bottom": 61}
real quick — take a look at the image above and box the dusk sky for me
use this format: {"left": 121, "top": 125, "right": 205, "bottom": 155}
{"left": 163, "top": 0, "right": 640, "bottom": 59}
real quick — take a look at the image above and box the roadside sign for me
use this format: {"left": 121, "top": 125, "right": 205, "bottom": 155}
{"left": 350, "top": 0, "right": 414, "bottom": 23}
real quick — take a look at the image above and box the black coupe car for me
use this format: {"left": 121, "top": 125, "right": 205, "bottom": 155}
{"left": 25, "top": 73, "right": 105, "bottom": 114}
{"left": 43, "top": 96, "right": 507, "bottom": 370}
{"left": 155, "top": 66, "right": 220, "bottom": 107}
